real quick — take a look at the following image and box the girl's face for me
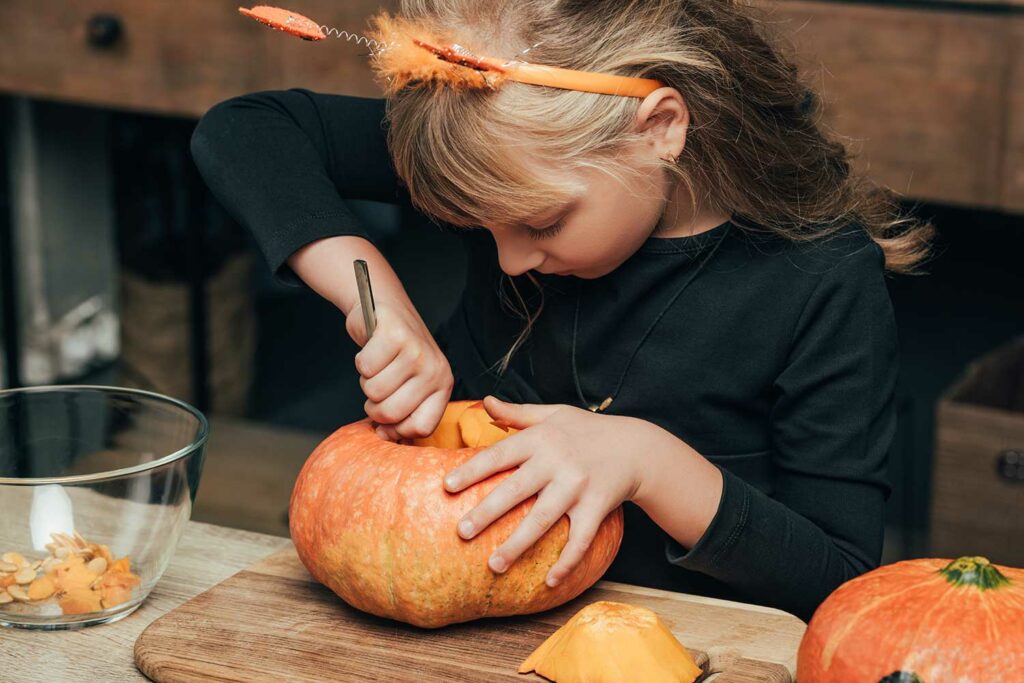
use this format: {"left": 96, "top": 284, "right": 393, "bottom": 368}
{"left": 482, "top": 146, "right": 670, "bottom": 279}
{"left": 476, "top": 87, "right": 727, "bottom": 279}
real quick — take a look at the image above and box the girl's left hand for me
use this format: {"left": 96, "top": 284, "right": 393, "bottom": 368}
{"left": 443, "top": 396, "right": 652, "bottom": 587}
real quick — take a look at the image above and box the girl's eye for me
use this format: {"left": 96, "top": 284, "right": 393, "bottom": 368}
{"left": 528, "top": 219, "right": 566, "bottom": 241}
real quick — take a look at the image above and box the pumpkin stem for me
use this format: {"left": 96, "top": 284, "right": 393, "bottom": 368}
{"left": 939, "top": 556, "right": 1010, "bottom": 591}
{"left": 879, "top": 673, "right": 924, "bottom": 683}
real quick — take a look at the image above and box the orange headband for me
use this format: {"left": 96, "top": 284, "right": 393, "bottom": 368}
{"left": 239, "top": 6, "right": 665, "bottom": 98}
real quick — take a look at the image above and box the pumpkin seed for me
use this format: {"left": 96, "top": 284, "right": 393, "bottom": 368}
{"left": 0, "top": 590, "right": 12, "bottom": 605}
{"left": 7, "top": 585, "right": 29, "bottom": 602}
{"left": 14, "top": 568, "right": 35, "bottom": 585}
{"left": 0, "top": 561, "right": 16, "bottom": 573}
{"left": 86, "top": 558, "right": 107, "bottom": 575}
{"left": 1, "top": 552, "right": 26, "bottom": 567}
{"left": 29, "top": 560, "right": 42, "bottom": 571}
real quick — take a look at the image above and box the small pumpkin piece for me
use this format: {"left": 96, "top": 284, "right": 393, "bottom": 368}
{"left": 52, "top": 555, "right": 98, "bottom": 592}
{"left": 59, "top": 587, "right": 104, "bottom": 615}
{"left": 107, "top": 557, "right": 132, "bottom": 575}
{"left": 97, "top": 572, "right": 141, "bottom": 609}
{"left": 519, "top": 601, "right": 702, "bottom": 683}
{"left": 27, "top": 575, "right": 56, "bottom": 601}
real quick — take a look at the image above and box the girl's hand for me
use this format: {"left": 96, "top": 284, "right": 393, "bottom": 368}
{"left": 346, "top": 301, "right": 453, "bottom": 440}
{"left": 442, "top": 396, "right": 653, "bottom": 587}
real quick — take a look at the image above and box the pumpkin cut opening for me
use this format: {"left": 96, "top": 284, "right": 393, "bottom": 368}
{"left": 411, "top": 400, "right": 517, "bottom": 449}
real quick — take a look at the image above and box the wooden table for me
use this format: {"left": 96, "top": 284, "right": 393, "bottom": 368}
{"left": 0, "top": 522, "right": 290, "bottom": 682}
{"left": 1, "top": 520, "right": 806, "bottom": 681}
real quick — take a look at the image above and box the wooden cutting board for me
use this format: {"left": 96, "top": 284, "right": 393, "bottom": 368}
{"left": 135, "top": 547, "right": 805, "bottom": 682}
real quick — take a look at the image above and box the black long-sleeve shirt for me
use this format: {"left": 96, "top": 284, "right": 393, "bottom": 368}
{"left": 191, "top": 89, "right": 898, "bottom": 621}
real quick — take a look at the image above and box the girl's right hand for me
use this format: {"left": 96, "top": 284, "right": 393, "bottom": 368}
{"left": 346, "top": 301, "right": 453, "bottom": 441}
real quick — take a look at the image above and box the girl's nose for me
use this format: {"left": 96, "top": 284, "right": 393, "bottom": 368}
{"left": 492, "top": 232, "right": 546, "bottom": 277}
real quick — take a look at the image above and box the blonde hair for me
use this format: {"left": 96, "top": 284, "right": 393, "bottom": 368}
{"left": 384, "top": 0, "right": 931, "bottom": 272}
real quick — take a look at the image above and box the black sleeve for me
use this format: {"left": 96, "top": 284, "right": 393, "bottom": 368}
{"left": 667, "top": 242, "right": 897, "bottom": 621}
{"left": 190, "top": 89, "right": 408, "bottom": 283}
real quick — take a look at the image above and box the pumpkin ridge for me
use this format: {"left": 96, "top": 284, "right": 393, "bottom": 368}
{"left": 480, "top": 552, "right": 500, "bottom": 618}
{"left": 382, "top": 457, "right": 408, "bottom": 613}
{"left": 978, "top": 590, "right": 1002, "bottom": 644}
{"left": 821, "top": 575, "right": 941, "bottom": 670}
{"left": 904, "top": 579, "right": 959, "bottom": 667}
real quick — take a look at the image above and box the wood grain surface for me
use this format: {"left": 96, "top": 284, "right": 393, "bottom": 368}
{"left": 765, "top": 0, "right": 1014, "bottom": 209}
{"left": 0, "top": 0, "right": 395, "bottom": 118}
{"left": 931, "top": 401, "right": 1024, "bottom": 565}
{"left": 0, "top": 522, "right": 290, "bottom": 683}
{"left": 135, "top": 547, "right": 805, "bottom": 683}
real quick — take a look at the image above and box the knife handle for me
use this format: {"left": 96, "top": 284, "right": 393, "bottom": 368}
{"left": 353, "top": 259, "right": 377, "bottom": 340}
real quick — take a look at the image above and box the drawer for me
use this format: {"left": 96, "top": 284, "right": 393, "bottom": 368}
{"left": 765, "top": 1, "right": 1012, "bottom": 209}
{"left": 1003, "top": 17, "right": 1024, "bottom": 212}
{"left": 0, "top": 0, "right": 394, "bottom": 118}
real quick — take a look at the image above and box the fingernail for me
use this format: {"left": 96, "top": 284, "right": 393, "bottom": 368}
{"left": 458, "top": 519, "right": 474, "bottom": 538}
{"left": 444, "top": 475, "right": 458, "bottom": 491}
{"left": 489, "top": 554, "right": 507, "bottom": 573}
{"left": 546, "top": 575, "right": 560, "bottom": 588}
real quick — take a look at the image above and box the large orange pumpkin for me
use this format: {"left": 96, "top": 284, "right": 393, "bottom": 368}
{"left": 798, "top": 556, "right": 1024, "bottom": 682}
{"left": 289, "top": 400, "right": 624, "bottom": 628}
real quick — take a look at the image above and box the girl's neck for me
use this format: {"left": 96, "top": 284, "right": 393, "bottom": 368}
{"left": 654, "top": 182, "right": 732, "bottom": 239}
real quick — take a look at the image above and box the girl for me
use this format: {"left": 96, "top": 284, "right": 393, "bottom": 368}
{"left": 192, "top": 0, "right": 930, "bottom": 621}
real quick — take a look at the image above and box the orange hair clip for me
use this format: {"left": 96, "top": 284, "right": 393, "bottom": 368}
{"left": 239, "top": 6, "right": 665, "bottom": 98}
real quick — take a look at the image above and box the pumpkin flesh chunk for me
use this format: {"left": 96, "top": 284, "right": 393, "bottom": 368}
{"left": 519, "top": 601, "right": 702, "bottom": 683}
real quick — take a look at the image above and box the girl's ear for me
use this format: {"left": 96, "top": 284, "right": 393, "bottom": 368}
{"left": 635, "top": 87, "right": 689, "bottom": 163}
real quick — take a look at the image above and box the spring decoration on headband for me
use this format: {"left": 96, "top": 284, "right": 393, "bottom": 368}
{"left": 238, "top": 6, "right": 665, "bottom": 97}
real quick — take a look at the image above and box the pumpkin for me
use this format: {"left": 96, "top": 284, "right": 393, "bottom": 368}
{"left": 289, "top": 400, "right": 624, "bottom": 628}
{"left": 519, "top": 601, "right": 702, "bottom": 683}
{"left": 798, "top": 556, "right": 1024, "bottom": 682}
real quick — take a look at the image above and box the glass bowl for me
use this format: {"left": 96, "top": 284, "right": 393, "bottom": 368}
{"left": 0, "top": 385, "right": 207, "bottom": 629}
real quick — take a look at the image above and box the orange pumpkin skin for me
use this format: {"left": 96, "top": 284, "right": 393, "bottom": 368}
{"left": 289, "top": 403, "right": 624, "bottom": 628}
{"left": 798, "top": 557, "right": 1024, "bottom": 683}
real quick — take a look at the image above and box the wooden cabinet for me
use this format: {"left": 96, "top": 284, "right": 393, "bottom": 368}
{"left": 0, "top": 0, "right": 1020, "bottom": 212}
{"left": 1003, "top": 18, "right": 1024, "bottom": 212}
{"left": 765, "top": 1, "right": 1018, "bottom": 210}
{"left": 0, "top": 0, "right": 393, "bottom": 119}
